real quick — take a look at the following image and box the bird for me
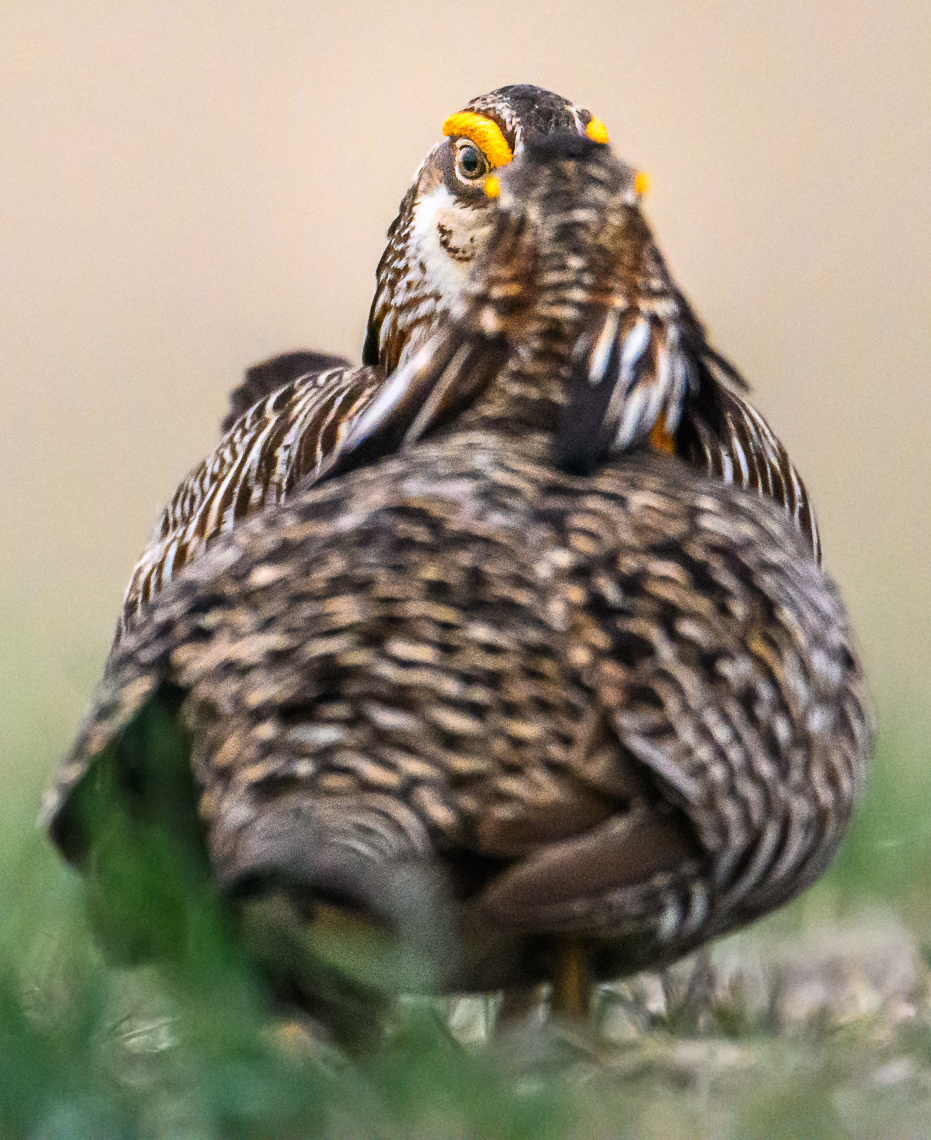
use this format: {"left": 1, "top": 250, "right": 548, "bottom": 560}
{"left": 116, "top": 84, "right": 820, "bottom": 644}
{"left": 44, "top": 135, "right": 872, "bottom": 1037}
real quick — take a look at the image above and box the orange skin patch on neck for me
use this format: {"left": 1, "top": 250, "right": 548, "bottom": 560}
{"left": 649, "top": 420, "right": 676, "bottom": 454}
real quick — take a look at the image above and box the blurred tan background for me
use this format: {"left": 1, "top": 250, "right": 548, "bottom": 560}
{"left": 2, "top": 2, "right": 929, "bottom": 797}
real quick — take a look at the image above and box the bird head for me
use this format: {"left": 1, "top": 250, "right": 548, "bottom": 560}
{"left": 362, "top": 86, "right": 617, "bottom": 375}
{"left": 327, "top": 122, "right": 696, "bottom": 482}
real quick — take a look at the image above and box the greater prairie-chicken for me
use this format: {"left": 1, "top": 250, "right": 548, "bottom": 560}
{"left": 118, "top": 85, "right": 820, "bottom": 643}
{"left": 45, "top": 134, "right": 871, "bottom": 1033}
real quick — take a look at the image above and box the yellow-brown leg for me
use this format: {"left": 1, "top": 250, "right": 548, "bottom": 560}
{"left": 550, "top": 938, "right": 593, "bottom": 1020}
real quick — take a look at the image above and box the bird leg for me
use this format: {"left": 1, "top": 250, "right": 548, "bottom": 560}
{"left": 550, "top": 937, "right": 593, "bottom": 1020}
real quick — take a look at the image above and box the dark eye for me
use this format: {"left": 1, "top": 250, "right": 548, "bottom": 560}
{"left": 456, "top": 142, "right": 488, "bottom": 181}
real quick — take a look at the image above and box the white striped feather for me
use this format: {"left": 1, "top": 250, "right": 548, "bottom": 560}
{"left": 682, "top": 360, "right": 822, "bottom": 563}
{"left": 119, "top": 365, "right": 383, "bottom": 640}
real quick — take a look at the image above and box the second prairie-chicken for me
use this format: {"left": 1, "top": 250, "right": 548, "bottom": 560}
{"left": 45, "top": 135, "right": 871, "bottom": 1033}
{"left": 118, "top": 84, "right": 820, "bottom": 642}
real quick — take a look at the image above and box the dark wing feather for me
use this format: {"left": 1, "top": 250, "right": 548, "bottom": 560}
{"left": 222, "top": 351, "right": 352, "bottom": 432}
{"left": 318, "top": 323, "right": 509, "bottom": 485}
{"left": 679, "top": 354, "right": 822, "bottom": 562}
{"left": 558, "top": 303, "right": 696, "bottom": 473}
{"left": 119, "top": 364, "right": 384, "bottom": 639}
{"left": 320, "top": 206, "right": 534, "bottom": 484}
{"left": 557, "top": 209, "right": 701, "bottom": 473}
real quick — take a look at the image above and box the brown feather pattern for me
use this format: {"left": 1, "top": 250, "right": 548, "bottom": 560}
{"left": 120, "top": 364, "right": 384, "bottom": 638}
{"left": 222, "top": 351, "right": 351, "bottom": 433}
{"left": 46, "top": 133, "right": 871, "bottom": 1011}
{"left": 116, "top": 87, "right": 821, "bottom": 644}
{"left": 45, "top": 439, "right": 870, "bottom": 990}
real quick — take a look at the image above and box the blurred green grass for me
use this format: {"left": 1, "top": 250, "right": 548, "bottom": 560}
{"left": 821, "top": 718, "right": 931, "bottom": 919}
{"left": 0, "top": 823, "right": 573, "bottom": 1137}
{"left": 2, "top": 664, "right": 930, "bottom": 1136}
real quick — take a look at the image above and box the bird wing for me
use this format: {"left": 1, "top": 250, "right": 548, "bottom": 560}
{"left": 552, "top": 197, "right": 821, "bottom": 562}
{"left": 679, "top": 352, "right": 822, "bottom": 562}
{"left": 562, "top": 299, "right": 822, "bottom": 562}
{"left": 118, "top": 363, "right": 384, "bottom": 640}
{"left": 222, "top": 350, "right": 353, "bottom": 432}
{"left": 556, "top": 207, "right": 705, "bottom": 472}
{"left": 475, "top": 453, "right": 864, "bottom": 943}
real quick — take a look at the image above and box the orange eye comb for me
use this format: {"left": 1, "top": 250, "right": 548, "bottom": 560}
{"left": 585, "top": 117, "right": 609, "bottom": 144}
{"left": 442, "top": 112, "right": 514, "bottom": 169}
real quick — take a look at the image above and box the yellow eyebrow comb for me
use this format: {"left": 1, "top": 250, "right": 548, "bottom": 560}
{"left": 442, "top": 111, "right": 514, "bottom": 169}
{"left": 585, "top": 117, "right": 609, "bottom": 144}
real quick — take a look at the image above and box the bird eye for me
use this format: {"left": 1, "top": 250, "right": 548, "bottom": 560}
{"left": 455, "top": 142, "right": 489, "bottom": 181}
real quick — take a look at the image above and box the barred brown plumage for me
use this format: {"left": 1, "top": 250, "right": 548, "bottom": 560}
{"left": 221, "top": 350, "right": 351, "bottom": 433}
{"left": 123, "top": 363, "right": 382, "bottom": 621}
{"left": 45, "top": 443, "right": 870, "bottom": 1016}
{"left": 45, "top": 134, "right": 871, "bottom": 1031}
{"left": 117, "top": 84, "right": 820, "bottom": 643}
